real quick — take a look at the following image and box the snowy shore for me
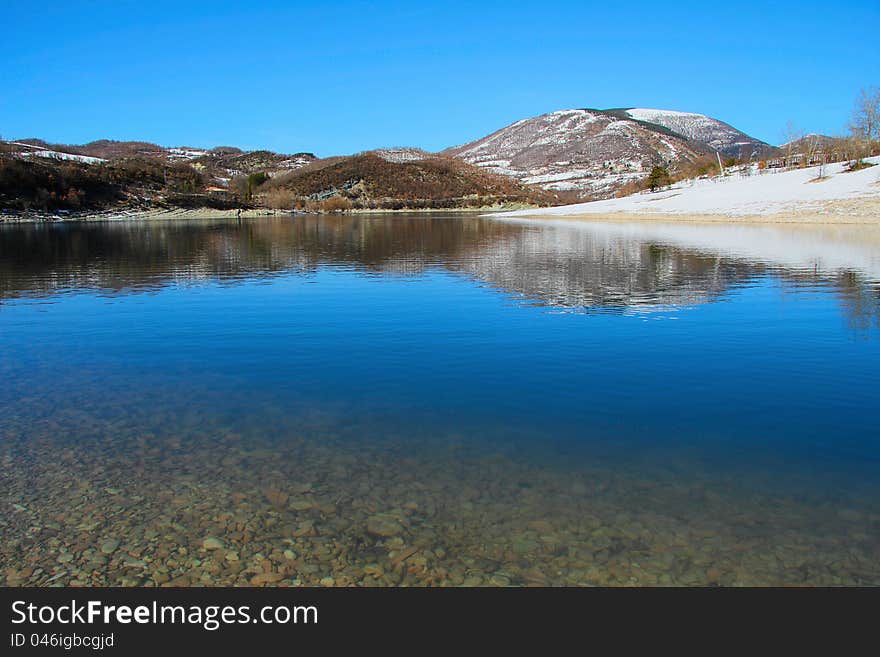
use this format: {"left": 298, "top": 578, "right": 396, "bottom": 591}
{"left": 494, "top": 157, "right": 880, "bottom": 223}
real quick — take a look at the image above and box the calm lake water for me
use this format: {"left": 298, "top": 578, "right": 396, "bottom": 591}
{"left": 1, "top": 214, "right": 879, "bottom": 586}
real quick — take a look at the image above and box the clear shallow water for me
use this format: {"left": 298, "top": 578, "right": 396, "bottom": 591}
{"left": 1, "top": 214, "right": 878, "bottom": 586}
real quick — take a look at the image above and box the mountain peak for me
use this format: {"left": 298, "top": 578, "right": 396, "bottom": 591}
{"left": 623, "top": 108, "right": 771, "bottom": 157}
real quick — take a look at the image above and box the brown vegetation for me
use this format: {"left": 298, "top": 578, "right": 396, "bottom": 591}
{"left": 264, "top": 188, "right": 297, "bottom": 210}
{"left": 0, "top": 154, "right": 214, "bottom": 213}
{"left": 264, "top": 153, "right": 557, "bottom": 210}
{"left": 321, "top": 196, "right": 353, "bottom": 212}
{"left": 1, "top": 157, "right": 121, "bottom": 212}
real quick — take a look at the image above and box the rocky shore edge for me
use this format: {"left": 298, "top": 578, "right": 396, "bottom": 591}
{"left": 0, "top": 203, "right": 540, "bottom": 224}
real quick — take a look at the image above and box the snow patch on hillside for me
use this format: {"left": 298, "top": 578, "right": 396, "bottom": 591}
{"left": 167, "top": 147, "right": 208, "bottom": 160}
{"left": 372, "top": 148, "right": 431, "bottom": 163}
{"left": 11, "top": 142, "right": 105, "bottom": 165}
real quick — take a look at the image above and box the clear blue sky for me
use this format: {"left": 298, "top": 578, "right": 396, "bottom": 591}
{"left": 3, "top": 1, "right": 878, "bottom": 156}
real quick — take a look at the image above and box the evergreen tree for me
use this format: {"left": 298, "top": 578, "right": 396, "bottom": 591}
{"left": 646, "top": 166, "right": 671, "bottom": 192}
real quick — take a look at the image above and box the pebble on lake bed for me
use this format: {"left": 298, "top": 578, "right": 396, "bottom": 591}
{"left": 366, "top": 514, "right": 405, "bottom": 538}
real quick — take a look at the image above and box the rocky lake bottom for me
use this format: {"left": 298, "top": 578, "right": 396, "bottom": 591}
{"left": 3, "top": 394, "right": 878, "bottom": 587}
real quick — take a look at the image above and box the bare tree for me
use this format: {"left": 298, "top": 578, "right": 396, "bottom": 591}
{"left": 229, "top": 175, "right": 248, "bottom": 201}
{"left": 265, "top": 188, "right": 296, "bottom": 211}
{"left": 802, "top": 134, "right": 820, "bottom": 166}
{"left": 849, "top": 86, "right": 879, "bottom": 162}
{"left": 321, "top": 195, "right": 352, "bottom": 213}
{"left": 781, "top": 121, "right": 804, "bottom": 168}
{"left": 850, "top": 87, "right": 879, "bottom": 142}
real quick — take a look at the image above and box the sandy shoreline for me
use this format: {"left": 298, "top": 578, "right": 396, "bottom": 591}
{"left": 0, "top": 205, "right": 531, "bottom": 224}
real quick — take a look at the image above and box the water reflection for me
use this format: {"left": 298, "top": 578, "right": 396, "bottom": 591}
{"left": 1, "top": 216, "right": 878, "bottom": 329}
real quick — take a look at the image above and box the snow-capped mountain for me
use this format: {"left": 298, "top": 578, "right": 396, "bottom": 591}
{"left": 443, "top": 109, "right": 702, "bottom": 198}
{"left": 444, "top": 107, "right": 773, "bottom": 198}
{"left": 623, "top": 108, "right": 772, "bottom": 158}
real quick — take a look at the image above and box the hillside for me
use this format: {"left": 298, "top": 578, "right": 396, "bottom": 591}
{"left": 5, "top": 139, "right": 317, "bottom": 181}
{"left": 265, "top": 152, "right": 557, "bottom": 210}
{"left": 0, "top": 139, "right": 555, "bottom": 215}
{"left": 194, "top": 149, "right": 317, "bottom": 179}
{"left": 443, "top": 108, "right": 775, "bottom": 198}
{"left": 13, "top": 138, "right": 166, "bottom": 160}
{"left": 0, "top": 152, "right": 236, "bottom": 214}
{"left": 779, "top": 134, "right": 838, "bottom": 153}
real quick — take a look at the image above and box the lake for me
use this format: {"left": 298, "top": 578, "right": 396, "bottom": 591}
{"left": 1, "top": 214, "right": 878, "bottom": 586}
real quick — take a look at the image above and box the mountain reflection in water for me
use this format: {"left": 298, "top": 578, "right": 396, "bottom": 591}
{"left": 1, "top": 215, "right": 878, "bottom": 330}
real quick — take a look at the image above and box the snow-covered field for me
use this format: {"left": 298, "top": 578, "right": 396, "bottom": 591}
{"left": 497, "top": 157, "right": 880, "bottom": 219}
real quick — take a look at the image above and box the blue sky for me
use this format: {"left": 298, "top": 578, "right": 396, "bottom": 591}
{"left": 2, "top": 1, "right": 878, "bottom": 156}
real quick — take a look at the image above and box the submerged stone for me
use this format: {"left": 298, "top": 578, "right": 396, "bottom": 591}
{"left": 202, "top": 537, "right": 225, "bottom": 550}
{"left": 366, "top": 514, "right": 404, "bottom": 538}
{"left": 250, "top": 572, "right": 284, "bottom": 586}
